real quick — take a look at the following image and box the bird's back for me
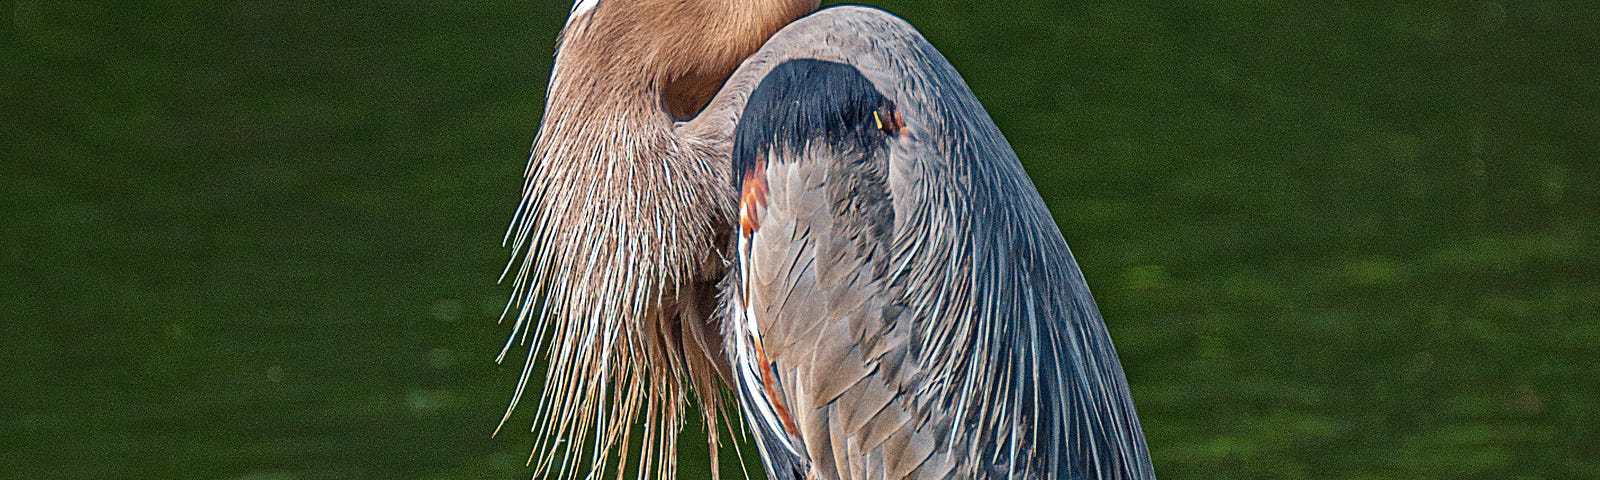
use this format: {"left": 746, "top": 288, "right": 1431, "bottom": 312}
{"left": 710, "top": 7, "right": 1156, "bottom": 479}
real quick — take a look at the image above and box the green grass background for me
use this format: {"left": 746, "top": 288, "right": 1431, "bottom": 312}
{"left": 3, "top": 1, "right": 1597, "bottom": 478}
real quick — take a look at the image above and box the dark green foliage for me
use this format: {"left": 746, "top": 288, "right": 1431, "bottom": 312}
{"left": 2, "top": 1, "right": 1595, "bottom": 478}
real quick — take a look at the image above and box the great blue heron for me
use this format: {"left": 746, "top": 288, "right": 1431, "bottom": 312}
{"left": 498, "top": 1, "right": 1155, "bottom": 478}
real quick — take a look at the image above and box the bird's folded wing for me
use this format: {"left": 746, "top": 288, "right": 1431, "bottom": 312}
{"left": 721, "top": 6, "right": 1156, "bottom": 480}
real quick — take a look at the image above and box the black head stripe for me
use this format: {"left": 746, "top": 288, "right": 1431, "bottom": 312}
{"left": 733, "top": 59, "right": 896, "bottom": 188}
{"left": 733, "top": 58, "right": 898, "bottom": 271}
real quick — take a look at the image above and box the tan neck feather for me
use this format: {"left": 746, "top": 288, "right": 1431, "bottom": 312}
{"left": 554, "top": 0, "right": 819, "bottom": 119}
{"left": 507, "top": 2, "right": 818, "bottom": 478}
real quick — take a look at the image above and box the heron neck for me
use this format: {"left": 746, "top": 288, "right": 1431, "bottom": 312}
{"left": 549, "top": 0, "right": 819, "bottom": 122}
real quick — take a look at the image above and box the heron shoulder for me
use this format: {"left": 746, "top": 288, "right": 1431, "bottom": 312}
{"left": 772, "top": 5, "right": 924, "bottom": 47}
{"left": 716, "top": 6, "right": 1160, "bottom": 478}
{"left": 688, "top": 5, "right": 948, "bottom": 136}
{"left": 755, "top": 5, "right": 943, "bottom": 86}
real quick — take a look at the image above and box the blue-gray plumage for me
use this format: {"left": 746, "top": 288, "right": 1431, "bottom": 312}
{"left": 502, "top": 2, "right": 1154, "bottom": 479}
{"left": 712, "top": 8, "right": 1155, "bottom": 478}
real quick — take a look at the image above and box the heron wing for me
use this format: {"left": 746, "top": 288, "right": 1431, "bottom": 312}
{"left": 725, "top": 56, "right": 946, "bottom": 479}
{"left": 715, "top": 7, "right": 1156, "bottom": 480}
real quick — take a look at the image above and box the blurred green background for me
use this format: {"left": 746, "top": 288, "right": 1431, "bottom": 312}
{"left": 4, "top": 1, "right": 1597, "bottom": 478}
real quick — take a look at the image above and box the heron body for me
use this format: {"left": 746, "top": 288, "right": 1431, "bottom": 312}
{"left": 502, "top": 3, "right": 1155, "bottom": 479}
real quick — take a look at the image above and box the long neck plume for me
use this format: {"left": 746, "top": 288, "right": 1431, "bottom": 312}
{"left": 498, "top": 1, "right": 816, "bottom": 478}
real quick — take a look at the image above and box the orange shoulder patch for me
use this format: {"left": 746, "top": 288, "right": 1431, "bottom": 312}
{"left": 739, "top": 162, "right": 769, "bottom": 236}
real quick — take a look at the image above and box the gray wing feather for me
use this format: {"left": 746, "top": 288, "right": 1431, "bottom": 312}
{"left": 709, "top": 6, "right": 1156, "bottom": 480}
{"left": 739, "top": 148, "right": 956, "bottom": 479}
